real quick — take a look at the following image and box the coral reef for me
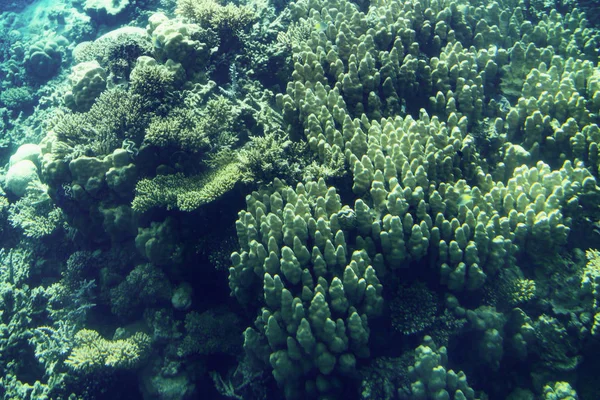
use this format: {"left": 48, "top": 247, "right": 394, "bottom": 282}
{"left": 0, "top": 0, "right": 599, "bottom": 398}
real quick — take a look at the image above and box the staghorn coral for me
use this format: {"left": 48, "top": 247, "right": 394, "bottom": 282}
{"left": 144, "top": 108, "right": 208, "bottom": 152}
{"left": 0, "top": 248, "right": 81, "bottom": 398}
{"left": 130, "top": 60, "right": 182, "bottom": 113}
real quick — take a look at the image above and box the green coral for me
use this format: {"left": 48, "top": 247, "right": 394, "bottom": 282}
{"left": 63, "top": 60, "right": 107, "bottom": 112}
{"left": 65, "top": 329, "right": 151, "bottom": 372}
{"left": 135, "top": 218, "right": 182, "bottom": 266}
{"left": 6, "top": 0, "right": 600, "bottom": 397}
{"left": 52, "top": 88, "right": 148, "bottom": 156}
{"left": 231, "top": 178, "right": 383, "bottom": 398}
{"left": 507, "top": 278, "right": 536, "bottom": 305}
{"left": 129, "top": 57, "right": 182, "bottom": 114}
{"left": 543, "top": 381, "right": 578, "bottom": 400}
{"left": 533, "top": 314, "right": 581, "bottom": 372}
{"left": 8, "top": 182, "right": 64, "bottom": 238}
{"left": 178, "top": 307, "right": 243, "bottom": 357}
{"left": 24, "top": 36, "right": 67, "bottom": 81}
{"left": 72, "top": 28, "right": 152, "bottom": 78}
{"left": 176, "top": 0, "right": 256, "bottom": 33}
{"left": 109, "top": 263, "right": 173, "bottom": 317}
{"left": 400, "top": 336, "right": 479, "bottom": 399}
{"left": 132, "top": 162, "right": 242, "bottom": 212}
{"left": 144, "top": 95, "right": 240, "bottom": 153}
{"left": 144, "top": 108, "right": 209, "bottom": 152}
{"left": 238, "top": 130, "right": 346, "bottom": 184}
{"left": 103, "top": 33, "right": 153, "bottom": 78}
{"left": 0, "top": 248, "right": 77, "bottom": 399}
{"left": 582, "top": 249, "right": 600, "bottom": 336}
{"left": 0, "top": 87, "right": 35, "bottom": 111}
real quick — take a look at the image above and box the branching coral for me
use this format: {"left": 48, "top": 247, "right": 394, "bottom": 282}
{"left": 129, "top": 58, "right": 182, "bottom": 114}
{"left": 0, "top": 87, "right": 36, "bottom": 112}
{"left": 178, "top": 307, "right": 243, "bottom": 357}
{"left": 65, "top": 329, "right": 151, "bottom": 372}
{"left": 110, "top": 263, "right": 173, "bottom": 317}
{"left": 53, "top": 88, "right": 148, "bottom": 156}
{"left": 144, "top": 94, "right": 240, "bottom": 153}
{"left": 132, "top": 162, "right": 242, "bottom": 212}
{"left": 399, "top": 336, "right": 479, "bottom": 399}
{"left": 8, "top": 182, "right": 64, "bottom": 238}
{"left": 231, "top": 179, "right": 383, "bottom": 398}
{"left": 176, "top": 0, "right": 256, "bottom": 33}
{"left": 144, "top": 108, "right": 208, "bottom": 152}
{"left": 582, "top": 249, "right": 600, "bottom": 335}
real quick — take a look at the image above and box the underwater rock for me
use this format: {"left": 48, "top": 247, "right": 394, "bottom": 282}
{"left": 84, "top": 0, "right": 132, "bottom": 25}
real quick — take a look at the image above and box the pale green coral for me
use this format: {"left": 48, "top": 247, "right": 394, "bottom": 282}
{"left": 175, "top": 0, "right": 256, "bottom": 33}
{"left": 147, "top": 13, "right": 214, "bottom": 76}
{"left": 400, "top": 336, "right": 479, "bottom": 399}
{"left": 582, "top": 249, "right": 600, "bottom": 336}
{"left": 132, "top": 162, "right": 242, "bottom": 212}
{"left": 8, "top": 182, "right": 64, "bottom": 239}
{"left": 65, "top": 329, "right": 151, "bottom": 372}
{"left": 52, "top": 88, "right": 148, "bottom": 156}
{"left": 144, "top": 94, "right": 240, "bottom": 153}
{"left": 68, "top": 148, "right": 136, "bottom": 198}
{"left": 231, "top": 179, "right": 383, "bottom": 398}
{"left": 543, "top": 381, "right": 578, "bottom": 400}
